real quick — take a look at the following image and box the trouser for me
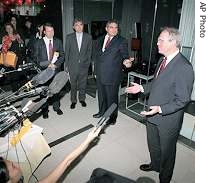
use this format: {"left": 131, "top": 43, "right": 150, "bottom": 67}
{"left": 42, "top": 93, "right": 60, "bottom": 113}
{"left": 40, "top": 70, "right": 62, "bottom": 114}
{"left": 97, "top": 82, "right": 119, "bottom": 120}
{"left": 70, "top": 70, "right": 88, "bottom": 103}
{"left": 146, "top": 122, "right": 179, "bottom": 183}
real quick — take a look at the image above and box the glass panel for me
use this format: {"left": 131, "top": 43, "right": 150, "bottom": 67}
{"left": 181, "top": 46, "right": 193, "bottom": 61}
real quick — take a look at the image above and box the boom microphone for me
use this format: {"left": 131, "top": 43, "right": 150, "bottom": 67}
{"left": 32, "top": 67, "right": 55, "bottom": 85}
{"left": 103, "top": 103, "right": 117, "bottom": 118}
{"left": 48, "top": 71, "right": 69, "bottom": 96}
{"left": 19, "top": 68, "right": 55, "bottom": 91}
{"left": 95, "top": 103, "right": 117, "bottom": 130}
{"left": 26, "top": 98, "right": 48, "bottom": 115}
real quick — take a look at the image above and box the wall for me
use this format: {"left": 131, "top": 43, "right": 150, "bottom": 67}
{"left": 179, "top": 0, "right": 195, "bottom": 100}
{"left": 61, "top": 0, "right": 74, "bottom": 48}
{"left": 74, "top": 0, "right": 113, "bottom": 25}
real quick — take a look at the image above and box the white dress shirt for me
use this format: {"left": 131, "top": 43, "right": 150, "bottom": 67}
{"left": 76, "top": 32, "right": 83, "bottom": 51}
{"left": 43, "top": 36, "right": 53, "bottom": 61}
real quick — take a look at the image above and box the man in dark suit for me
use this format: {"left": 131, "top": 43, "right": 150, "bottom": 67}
{"left": 33, "top": 22, "right": 64, "bottom": 118}
{"left": 126, "top": 27, "right": 194, "bottom": 183}
{"left": 65, "top": 18, "right": 92, "bottom": 109}
{"left": 93, "top": 19, "right": 133, "bottom": 125}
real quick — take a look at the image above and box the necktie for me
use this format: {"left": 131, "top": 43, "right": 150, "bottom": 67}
{"left": 157, "top": 57, "right": 167, "bottom": 77}
{"left": 49, "top": 40, "right": 53, "bottom": 61}
{"left": 105, "top": 36, "right": 111, "bottom": 49}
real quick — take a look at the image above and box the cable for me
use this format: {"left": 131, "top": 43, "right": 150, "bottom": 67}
{"left": 6, "top": 131, "right": 10, "bottom": 159}
{"left": 31, "top": 173, "right": 39, "bottom": 182}
{"left": 19, "top": 128, "right": 39, "bottom": 182}
{"left": 13, "top": 130, "right": 20, "bottom": 165}
{"left": 19, "top": 139, "right": 33, "bottom": 175}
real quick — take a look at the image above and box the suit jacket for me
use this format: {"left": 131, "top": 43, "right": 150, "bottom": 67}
{"left": 33, "top": 37, "right": 64, "bottom": 72}
{"left": 65, "top": 32, "right": 92, "bottom": 75}
{"left": 147, "top": 53, "right": 194, "bottom": 132}
{"left": 94, "top": 35, "right": 129, "bottom": 85}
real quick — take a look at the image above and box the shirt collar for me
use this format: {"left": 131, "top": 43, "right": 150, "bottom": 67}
{"left": 105, "top": 34, "right": 113, "bottom": 40}
{"left": 166, "top": 50, "right": 179, "bottom": 62}
{"left": 44, "top": 36, "right": 53, "bottom": 42}
{"left": 76, "top": 32, "right": 83, "bottom": 36}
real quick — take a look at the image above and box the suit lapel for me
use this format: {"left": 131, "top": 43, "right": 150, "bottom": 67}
{"left": 98, "top": 36, "right": 105, "bottom": 54}
{"left": 73, "top": 33, "right": 80, "bottom": 52}
{"left": 41, "top": 39, "right": 48, "bottom": 58}
{"left": 155, "top": 53, "right": 180, "bottom": 79}
{"left": 80, "top": 33, "right": 86, "bottom": 52}
{"left": 105, "top": 35, "right": 117, "bottom": 51}
{"left": 100, "top": 35, "right": 118, "bottom": 55}
{"left": 53, "top": 38, "right": 56, "bottom": 51}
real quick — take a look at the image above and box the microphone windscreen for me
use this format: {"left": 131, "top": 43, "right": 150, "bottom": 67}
{"left": 49, "top": 71, "right": 69, "bottom": 95}
{"left": 95, "top": 103, "right": 117, "bottom": 130}
{"left": 102, "top": 103, "right": 117, "bottom": 118}
{"left": 29, "top": 98, "right": 47, "bottom": 113}
{"left": 32, "top": 68, "right": 55, "bottom": 86}
{"left": 21, "top": 98, "right": 30, "bottom": 110}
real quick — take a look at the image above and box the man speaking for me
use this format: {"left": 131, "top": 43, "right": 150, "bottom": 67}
{"left": 126, "top": 27, "right": 194, "bottom": 183}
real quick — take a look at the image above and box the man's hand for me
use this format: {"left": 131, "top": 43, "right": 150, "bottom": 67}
{"left": 140, "top": 106, "right": 160, "bottom": 116}
{"left": 48, "top": 63, "right": 57, "bottom": 70}
{"left": 123, "top": 57, "right": 134, "bottom": 68}
{"left": 125, "top": 82, "right": 144, "bottom": 94}
{"left": 86, "top": 127, "right": 101, "bottom": 144}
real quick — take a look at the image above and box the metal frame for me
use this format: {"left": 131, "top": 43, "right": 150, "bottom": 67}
{"left": 125, "top": 71, "right": 153, "bottom": 116}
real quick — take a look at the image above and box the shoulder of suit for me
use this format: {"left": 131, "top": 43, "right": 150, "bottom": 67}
{"left": 53, "top": 37, "right": 61, "bottom": 41}
{"left": 82, "top": 32, "right": 91, "bottom": 38}
{"left": 113, "top": 35, "right": 125, "bottom": 42}
{"left": 174, "top": 53, "right": 193, "bottom": 68}
{"left": 67, "top": 33, "right": 75, "bottom": 38}
{"left": 37, "top": 38, "right": 44, "bottom": 44}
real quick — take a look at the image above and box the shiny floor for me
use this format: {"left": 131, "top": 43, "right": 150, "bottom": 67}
{"left": 30, "top": 93, "right": 194, "bottom": 183}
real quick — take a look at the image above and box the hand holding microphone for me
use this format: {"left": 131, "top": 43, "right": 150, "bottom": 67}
{"left": 95, "top": 103, "right": 117, "bottom": 131}
{"left": 123, "top": 57, "right": 134, "bottom": 68}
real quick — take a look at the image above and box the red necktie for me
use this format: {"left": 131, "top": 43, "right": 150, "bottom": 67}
{"left": 49, "top": 40, "right": 53, "bottom": 61}
{"left": 157, "top": 57, "right": 167, "bottom": 77}
{"left": 105, "top": 36, "right": 111, "bottom": 48}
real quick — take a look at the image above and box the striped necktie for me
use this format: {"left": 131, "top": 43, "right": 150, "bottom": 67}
{"left": 157, "top": 57, "right": 167, "bottom": 77}
{"left": 49, "top": 40, "right": 53, "bottom": 61}
{"left": 105, "top": 36, "right": 111, "bottom": 48}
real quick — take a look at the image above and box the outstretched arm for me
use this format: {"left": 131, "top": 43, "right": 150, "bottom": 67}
{"left": 125, "top": 82, "right": 144, "bottom": 94}
{"left": 39, "top": 127, "right": 101, "bottom": 183}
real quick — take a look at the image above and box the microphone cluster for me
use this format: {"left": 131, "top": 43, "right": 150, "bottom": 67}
{"left": 0, "top": 70, "right": 69, "bottom": 135}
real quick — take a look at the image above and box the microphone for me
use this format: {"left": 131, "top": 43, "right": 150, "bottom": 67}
{"left": 28, "top": 98, "right": 47, "bottom": 114}
{"left": 21, "top": 71, "right": 68, "bottom": 116}
{"left": 32, "top": 67, "right": 55, "bottom": 85}
{"left": 0, "top": 86, "right": 48, "bottom": 107}
{"left": 48, "top": 71, "right": 69, "bottom": 96}
{"left": 95, "top": 103, "right": 117, "bottom": 130}
{"left": 18, "top": 98, "right": 47, "bottom": 117}
{"left": 19, "top": 68, "right": 55, "bottom": 91}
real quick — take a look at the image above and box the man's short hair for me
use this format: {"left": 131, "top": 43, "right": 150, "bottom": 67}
{"left": 73, "top": 18, "right": 83, "bottom": 26}
{"left": 106, "top": 19, "right": 119, "bottom": 28}
{"left": 43, "top": 22, "right": 54, "bottom": 31}
{"left": 161, "top": 27, "right": 181, "bottom": 49}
